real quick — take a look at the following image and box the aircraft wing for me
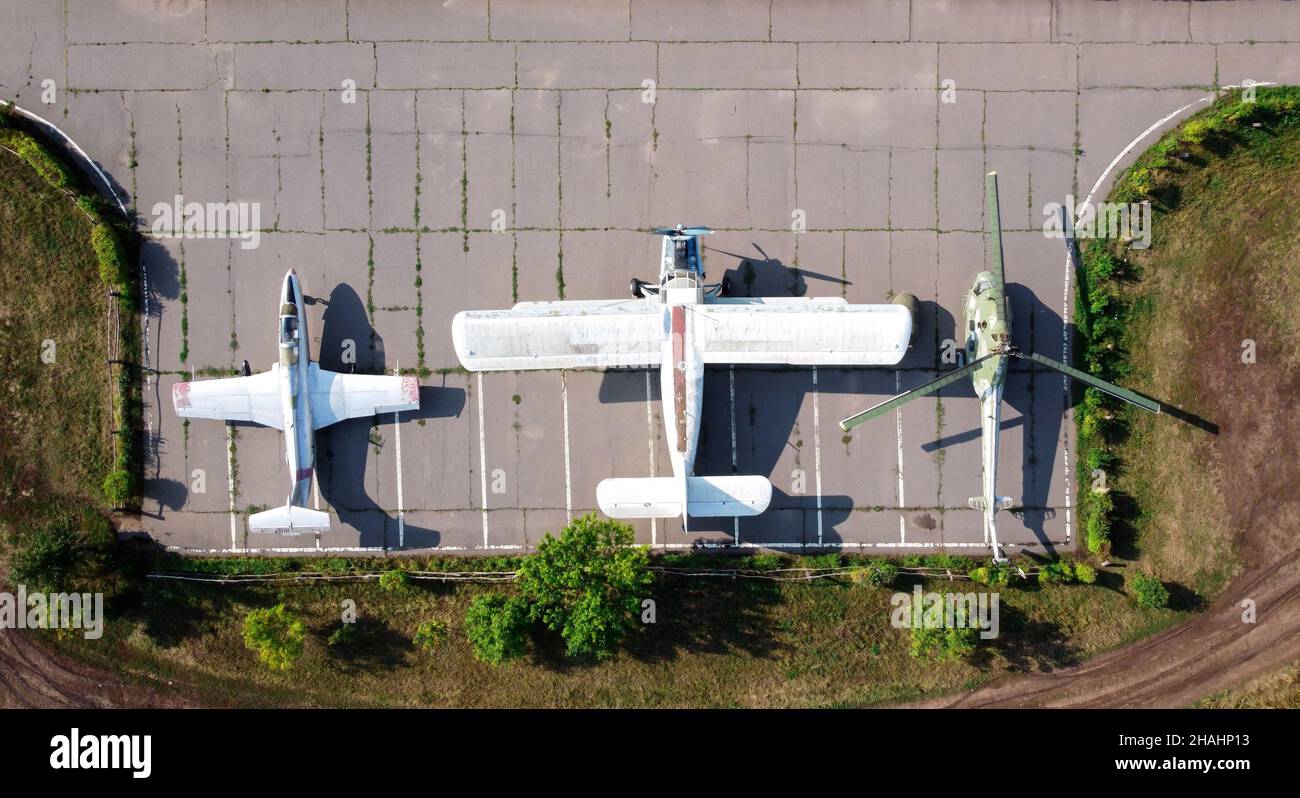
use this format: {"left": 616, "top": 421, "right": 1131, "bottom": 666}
{"left": 452, "top": 300, "right": 664, "bottom": 371}
{"left": 309, "top": 365, "right": 421, "bottom": 429}
{"left": 694, "top": 301, "right": 912, "bottom": 365}
{"left": 172, "top": 367, "right": 283, "bottom": 428}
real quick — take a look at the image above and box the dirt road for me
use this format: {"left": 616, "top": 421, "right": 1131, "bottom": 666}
{"left": 0, "top": 627, "right": 193, "bottom": 709}
{"left": 910, "top": 550, "right": 1300, "bottom": 708}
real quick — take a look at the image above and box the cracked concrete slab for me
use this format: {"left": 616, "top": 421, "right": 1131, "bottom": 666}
{"left": 4, "top": 0, "right": 1296, "bottom": 557}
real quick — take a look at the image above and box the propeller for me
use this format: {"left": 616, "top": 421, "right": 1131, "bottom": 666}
{"left": 839, "top": 355, "right": 998, "bottom": 431}
{"left": 651, "top": 225, "right": 713, "bottom": 237}
{"left": 985, "top": 172, "right": 1009, "bottom": 328}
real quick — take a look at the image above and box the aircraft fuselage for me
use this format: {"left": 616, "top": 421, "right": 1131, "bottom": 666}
{"left": 964, "top": 269, "right": 1012, "bottom": 559}
{"left": 656, "top": 233, "right": 707, "bottom": 483}
{"left": 277, "top": 270, "right": 315, "bottom": 508}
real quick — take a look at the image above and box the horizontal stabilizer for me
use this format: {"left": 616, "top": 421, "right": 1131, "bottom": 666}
{"left": 685, "top": 475, "right": 771, "bottom": 517}
{"left": 597, "top": 477, "right": 685, "bottom": 519}
{"left": 968, "top": 496, "right": 1014, "bottom": 511}
{"left": 597, "top": 475, "right": 772, "bottom": 518}
{"left": 249, "top": 504, "right": 331, "bottom": 534}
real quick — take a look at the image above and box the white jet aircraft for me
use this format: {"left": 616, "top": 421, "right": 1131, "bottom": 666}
{"left": 452, "top": 226, "right": 915, "bottom": 527}
{"left": 172, "top": 269, "right": 420, "bottom": 533}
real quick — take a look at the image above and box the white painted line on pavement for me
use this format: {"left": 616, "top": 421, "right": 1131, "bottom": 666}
{"left": 477, "top": 372, "right": 489, "bottom": 547}
{"left": 645, "top": 370, "right": 657, "bottom": 547}
{"left": 394, "top": 362, "right": 405, "bottom": 549}
{"left": 730, "top": 365, "right": 739, "bottom": 543}
{"left": 226, "top": 424, "right": 237, "bottom": 549}
{"left": 895, "top": 370, "right": 905, "bottom": 545}
{"left": 562, "top": 370, "right": 572, "bottom": 521}
{"left": 812, "top": 367, "right": 823, "bottom": 545}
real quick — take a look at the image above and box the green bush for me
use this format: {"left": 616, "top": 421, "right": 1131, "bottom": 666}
{"left": 799, "top": 553, "right": 841, "bottom": 570}
{"left": 1085, "top": 511, "right": 1111, "bottom": 555}
{"left": 6, "top": 131, "right": 74, "bottom": 188}
{"left": 91, "top": 223, "right": 128, "bottom": 290}
{"left": 1037, "top": 561, "right": 1075, "bottom": 586}
{"left": 851, "top": 559, "right": 898, "bottom": 587}
{"left": 969, "top": 562, "right": 1012, "bottom": 587}
{"left": 412, "top": 619, "right": 448, "bottom": 653}
{"left": 1128, "top": 572, "right": 1170, "bottom": 609}
{"left": 1074, "top": 563, "right": 1098, "bottom": 584}
{"left": 464, "top": 593, "right": 528, "bottom": 666}
{"left": 515, "top": 514, "right": 653, "bottom": 660}
{"left": 909, "top": 603, "right": 978, "bottom": 662}
{"left": 102, "top": 468, "right": 134, "bottom": 508}
{"left": 242, "top": 604, "right": 306, "bottom": 671}
{"left": 747, "top": 552, "right": 783, "bottom": 571}
{"left": 378, "top": 569, "right": 410, "bottom": 594}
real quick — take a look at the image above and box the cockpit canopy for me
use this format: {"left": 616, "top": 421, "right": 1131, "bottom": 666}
{"left": 280, "top": 315, "right": 299, "bottom": 347}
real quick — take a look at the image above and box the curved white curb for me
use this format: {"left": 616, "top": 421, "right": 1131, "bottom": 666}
{"left": 0, "top": 99, "right": 130, "bottom": 217}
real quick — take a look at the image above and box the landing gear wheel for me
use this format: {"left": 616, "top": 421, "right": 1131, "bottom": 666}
{"left": 630, "top": 278, "right": 645, "bottom": 298}
{"left": 719, "top": 276, "right": 732, "bottom": 297}
{"left": 241, "top": 359, "right": 252, "bottom": 377}
{"left": 889, "top": 291, "right": 921, "bottom": 346}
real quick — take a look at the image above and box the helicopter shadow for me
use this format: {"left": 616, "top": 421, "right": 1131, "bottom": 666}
{"left": 314, "top": 283, "right": 465, "bottom": 548}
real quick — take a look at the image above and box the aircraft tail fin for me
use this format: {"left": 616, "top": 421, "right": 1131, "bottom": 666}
{"left": 968, "top": 496, "right": 1014, "bottom": 511}
{"left": 597, "top": 475, "right": 771, "bottom": 519}
{"left": 249, "top": 504, "right": 331, "bottom": 534}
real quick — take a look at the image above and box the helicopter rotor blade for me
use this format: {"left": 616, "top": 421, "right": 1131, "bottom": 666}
{"left": 839, "top": 355, "right": 996, "bottom": 432}
{"left": 1021, "top": 351, "right": 1161, "bottom": 414}
{"left": 985, "top": 171, "right": 1009, "bottom": 325}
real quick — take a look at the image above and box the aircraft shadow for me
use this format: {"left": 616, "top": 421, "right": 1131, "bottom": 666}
{"left": 314, "top": 282, "right": 464, "bottom": 549}
{"left": 594, "top": 248, "right": 908, "bottom": 547}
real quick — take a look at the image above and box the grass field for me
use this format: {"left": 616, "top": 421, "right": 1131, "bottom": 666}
{"left": 0, "top": 143, "right": 113, "bottom": 529}
{"left": 49, "top": 563, "right": 1182, "bottom": 708}
{"left": 13, "top": 89, "right": 1300, "bottom": 707}
{"left": 1101, "top": 88, "right": 1300, "bottom": 600}
{"left": 1199, "top": 660, "right": 1300, "bottom": 708}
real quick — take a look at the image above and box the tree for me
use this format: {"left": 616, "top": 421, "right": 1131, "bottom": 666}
{"left": 1074, "top": 563, "right": 1098, "bottom": 584}
{"left": 1128, "top": 572, "right": 1170, "bottom": 609}
{"left": 10, "top": 524, "right": 82, "bottom": 593}
{"left": 10, "top": 510, "right": 114, "bottom": 593}
{"left": 515, "top": 514, "right": 653, "bottom": 659}
{"left": 464, "top": 593, "right": 528, "bottom": 665}
{"left": 243, "top": 604, "right": 306, "bottom": 671}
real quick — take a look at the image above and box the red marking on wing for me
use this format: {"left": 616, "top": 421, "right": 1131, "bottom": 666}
{"left": 295, "top": 467, "right": 313, "bottom": 482}
{"left": 173, "top": 382, "right": 191, "bottom": 409}
{"left": 401, "top": 376, "right": 420, "bottom": 406}
{"left": 672, "top": 306, "right": 688, "bottom": 454}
